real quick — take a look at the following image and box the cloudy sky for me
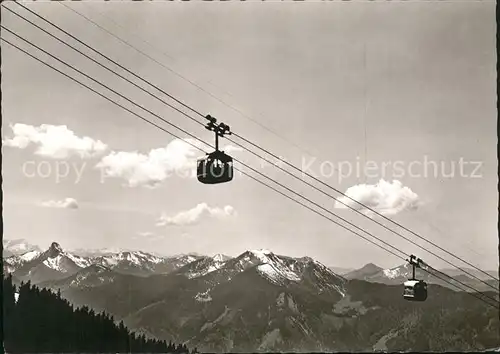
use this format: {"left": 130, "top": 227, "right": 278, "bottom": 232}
{"left": 1, "top": 1, "right": 497, "bottom": 270}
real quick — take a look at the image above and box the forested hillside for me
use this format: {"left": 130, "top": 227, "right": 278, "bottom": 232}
{"left": 2, "top": 274, "right": 197, "bottom": 353}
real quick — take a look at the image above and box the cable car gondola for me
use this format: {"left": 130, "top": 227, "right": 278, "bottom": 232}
{"left": 402, "top": 255, "right": 428, "bottom": 302}
{"left": 197, "top": 115, "right": 234, "bottom": 185}
{"left": 197, "top": 150, "right": 234, "bottom": 184}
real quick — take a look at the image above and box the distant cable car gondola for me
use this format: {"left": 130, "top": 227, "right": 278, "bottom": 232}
{"left": 197, "top": 115, "right": 234, "bottom": 185}
{"left": 403, "top": 255, "right": 428, "bottom": 302}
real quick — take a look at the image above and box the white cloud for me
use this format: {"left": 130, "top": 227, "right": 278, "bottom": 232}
{"left": 3, "top": 123, "right": 107, "bottom": 159}
{"left": 156, "top": 203, "right": 236, "bottom": 226}
{"left": 96, "top": 138, "right": 200, "bottom": 187}
{"left": 96, "top": 138, "right": 242, "bottom": 187}
{"left": 40, "top": 197, "right": 79, "bottom": 209}
{"left": 334, "top": 179, "right": 419, "bottom": 216}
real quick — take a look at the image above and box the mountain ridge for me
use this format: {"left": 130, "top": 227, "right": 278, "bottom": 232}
{"left": 5, "top": 240, "right": 497, "bottom": 282}
{"left": 4, "top": 241, "right": 499, "bottom": 352}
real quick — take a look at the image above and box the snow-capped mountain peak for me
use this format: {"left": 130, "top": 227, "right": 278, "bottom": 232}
{"left": 19, "top": 250, "right": 41, "bottom": 262}
{"left": 382, "top": 263, "right": 413, "bottom": 279}
{"left": 43, "top": 255, "right": 64, "bottom": 272}
{"left": 228, "top": 250, "right": 345, "bottom": 292}
{"left": 93, "top": 250, "right": 163, "bottom": 268}
{"left": 237, "top": 249, "right": 276, "bottom": 266}
{"left": 182, "top": 255, "right": 200, "bottom": 264}
{"left": 47, "top": 242, "right": 64, "bottom": 258}
{"left": 249, "top": 249, "right": 273, "bottom": 260}
{"left": 51, "top": 242, "right": 63, "bottom": 252}
{"left": 251, "top": 249, "right": 272, "bottom": 254}
{"left": 256, "top": 262, "right": 301, "bottom": 284}
{"left": 174, "top": 254, "right": 233, "bottom": 279}
{"left": 38, "top": 242, "right": 91, "bottom": 272}
{"left": 6, "top": 244, "right": 343, "bottom": 297}
{"left": 212, "top": 254, "right": 231, "bottom": 263}
{"left": 65, "top": 253, "right": 92, "bottom": 268}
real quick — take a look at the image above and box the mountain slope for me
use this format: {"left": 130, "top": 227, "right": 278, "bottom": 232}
{"left": 344, "top": 263, "right": 384, "bottom": 280}
{"left": 38, "top": 264, "right": 120, "bottom": 290}
{"left": 122, "top": 251, "right": 347, "bottom": 352}
{"left": 122, "top": 263, "right": 499, "bottom": 352}
{"left": 3, "top": 274, "right": 193, "bottom": 353}
{"left": 329, "top": 267, "right": 355, "bottom": 276}
{"left": 440, "top": 268, "right": 499, "bottom": 281}
{"left": 172, "top": 255, "right": 229, "bottom": 279}
{"left": 345, "top": 279, "right": 499, "bottom": 352}
{"left": 32, "top": 249, "right": 500, "bottom": 352}
{"left": 347, "top": 263, "right": 500, "bottom": 292}
{"left": 12, "top": 242, "right": 86, "bottom": 284}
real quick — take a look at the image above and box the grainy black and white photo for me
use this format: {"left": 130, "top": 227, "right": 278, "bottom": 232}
{"left": 1, "top": 0, "right": 499, "bottom": 352}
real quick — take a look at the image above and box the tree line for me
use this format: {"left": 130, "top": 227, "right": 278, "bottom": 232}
{"left": 2, "top": 274, "right": 199, "bottom": 353}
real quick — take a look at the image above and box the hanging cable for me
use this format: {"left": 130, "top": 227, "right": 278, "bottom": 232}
{"left": 230, "top": 132, "right": 500, "bottom": 285}
{"left": 18, "top": 2, "right": 494, "bottom": 284}
{"left": 227, "top": 133, "right": 499, "bottom": 290}
{"left": 43, "top": 4, "right": 495, "bottom": 286}
{"left": 2, "top": 34, "right": 498, "bottom": 310}
{"left": 6, "top": 2, "right": 207, "bottom": 121}
{"left": 420, "top": 267, "right": 498, "bottom": 309}
{"left": 1, "top": 6, "right": 206, "bottom": 130}
{"left": 70, "top": 2, "right": 497, "bottom": 284}
{"left": 0, "top": 24, "right": 410, "bottom": 264}
{"left": 0, "top": 35, "right": 408, "bottom": 265}
{"left": 5, "top": 1, "right": 497, "bottom": 288}
{"left": 57, "top": 0, "right": 319, "bottom": 159}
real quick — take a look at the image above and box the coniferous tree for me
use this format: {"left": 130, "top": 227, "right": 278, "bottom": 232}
{"left": 3, "top": 275, "right": 17, "bottom": 350}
